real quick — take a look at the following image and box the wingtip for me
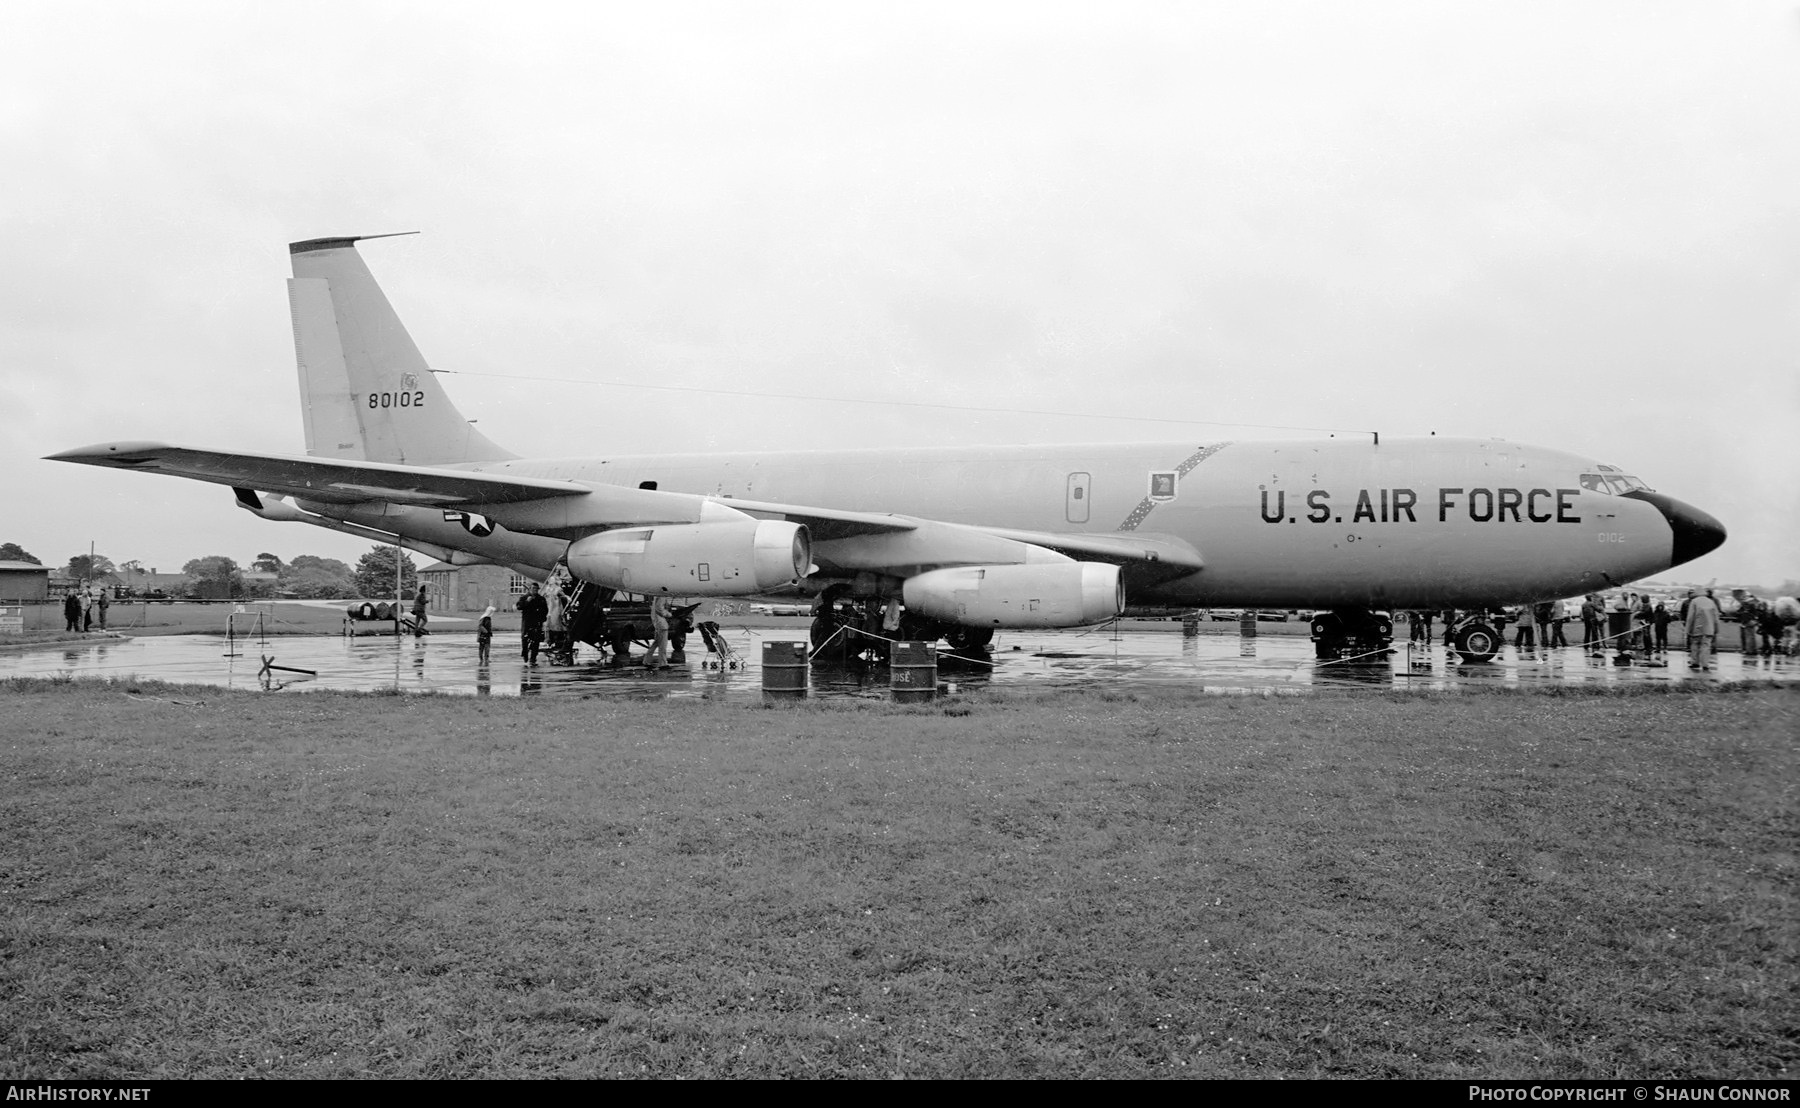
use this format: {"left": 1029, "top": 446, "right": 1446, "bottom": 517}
{"left": 45, "top": 440, "right": 174, "bottom": 462}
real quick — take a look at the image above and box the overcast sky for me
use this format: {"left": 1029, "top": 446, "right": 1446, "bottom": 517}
{"left": 4, "top": 1, "right": 1795, "bottom": 588}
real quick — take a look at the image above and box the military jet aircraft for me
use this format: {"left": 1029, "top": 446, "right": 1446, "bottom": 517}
{"left": 49, "top": 236, "right": 1726, "bottom": 662}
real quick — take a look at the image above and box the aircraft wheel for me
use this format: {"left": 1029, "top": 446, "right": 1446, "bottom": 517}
{"left": 946, "top": 626, "right": 994, "bottom": 652}
{"left": 1310, "top": 614, "right": 1343, "bottom": 659}
{"left": 1453, "top": 622, "right": 1501, "bottom": 664}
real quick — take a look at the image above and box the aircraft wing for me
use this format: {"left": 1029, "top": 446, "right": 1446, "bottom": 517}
{"left": 975, "top": 526, "right": 1204, "bottom": 586}
{"left": 49, "top": 443, "right": 1201, "bottom": 589}
{"left": 45, "top": 441, "right": 590, "bottom": 507}
{"left": 979, "top": 528, "right": 1202, "bottom": 575}
{"left": 710, "top": 497, "right": 1202, "bottom": 584}
{"left": 703, "top": 496, "right": 919, "bottom": 541}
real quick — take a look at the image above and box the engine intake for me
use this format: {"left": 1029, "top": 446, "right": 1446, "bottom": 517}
{"left": 903, "top": 562, "right": 1123, "bottom": 628}
{"left": 567, "top": 520, "right": 809, "bottom": 596}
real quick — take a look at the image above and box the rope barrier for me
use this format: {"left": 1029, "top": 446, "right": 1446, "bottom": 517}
{"left": 813, "top": 623, "right": 1000, "bottom": 668}
{"left": 804, "top": 622, "right": 847, "bottom": 658}
{"left": 1313, "top": 643, "right": 1396, "bottom": 667}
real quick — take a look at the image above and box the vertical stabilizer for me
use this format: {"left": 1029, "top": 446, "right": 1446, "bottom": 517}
{"left": 287, "top": 236, "right": 514, "bottom": 465}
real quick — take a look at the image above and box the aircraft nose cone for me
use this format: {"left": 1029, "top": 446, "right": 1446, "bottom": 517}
{"left": 1628, "top": 491, "right": 1726, "bottom": 568}
{"left": 1668, "top": 499, "right": 1727, "bottom": 567}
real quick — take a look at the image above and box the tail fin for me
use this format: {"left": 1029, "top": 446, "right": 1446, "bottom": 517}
{"left": 287, "top": 236, "right": 514, "bottom": 465}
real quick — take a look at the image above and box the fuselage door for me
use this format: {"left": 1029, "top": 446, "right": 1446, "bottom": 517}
{"left": 1066, "top": 471, "right": 1091, "bottom": 524}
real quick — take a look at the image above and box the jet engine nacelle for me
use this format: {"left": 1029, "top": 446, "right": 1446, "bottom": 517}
{"left": 566, "top": 520, "right": 810, "bottom": 596}
{"left": 903, "top": 562, "right": 1124, "bottom": 628}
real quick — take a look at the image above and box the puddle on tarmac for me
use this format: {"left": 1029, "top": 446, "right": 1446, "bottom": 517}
{"left": 1, "top": 626, "right": 1793, "bottom": 699}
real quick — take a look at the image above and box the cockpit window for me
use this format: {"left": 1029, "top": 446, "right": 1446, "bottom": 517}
{"left": 1580, "top": 470, "right": 1654, "bottom": 495}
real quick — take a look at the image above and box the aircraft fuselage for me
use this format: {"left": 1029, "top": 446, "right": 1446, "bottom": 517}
{"left": 344, "top": 434, "right": 1710, "bottom": 610}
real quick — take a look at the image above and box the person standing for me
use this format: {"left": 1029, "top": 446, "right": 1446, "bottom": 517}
{"left": 1636, "top": 594, "right": 1655, "bottom": 653}
{"left": 1581, "top": 595, "right": 1602, "bottom": 652}
{"left": 1513, "top": 604, "right": 1536, "bottom": 653}
{"left": 515, "top": 583, "right": 548, "bottom": 665}
{"left": 476, "top": 603, "right": 494, "bottom": 665}
{"left": 1546, "top": 599, "right": 1568, "bottom": 648}
{"left": 1410, "top": 610, "right": 1432, "bottom": 643}
{"left": 1534, "top": 601, "right": 1556, "bottom": 651}
{"left": 81, "top": 588, "right": 94, "bottom": 632}
{"left": 62, "top": 589, "right": 82, "bottom": 632}
{"left": 647, "top": 594, "right": 673, "bottom": 668}
{"left": 1653, "top": 602, "right": 1672, "bottom": 654}
{"left": 1757, "top": 602, "right": 1783, "bottom": 657}
{"left": 1731, "top": 590, "right": 1760, "bottom": 656}
{"left": 95, "top": 586, "right": 110, "bottom": 631}
{"left": 544, "top": 579, "right": 567, "bottom": 663}
{"left": 410, "top": 583, "right": 429, "bottom": 638}
{"left": 1683, "top": 587, "right": 1721, "bottom": 672}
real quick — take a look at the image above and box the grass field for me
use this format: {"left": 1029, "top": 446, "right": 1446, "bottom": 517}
{"left": 0, "top": 679, "right": 1792, "bottom": 1078}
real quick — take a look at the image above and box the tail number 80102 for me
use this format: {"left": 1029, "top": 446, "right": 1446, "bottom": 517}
{"left": 369, "top": 391, "right": 426, "bottom": 409}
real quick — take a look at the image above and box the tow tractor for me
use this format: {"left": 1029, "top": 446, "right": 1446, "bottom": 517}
{"left": 1308, "top": 610, "right": 1394, "bottom": 662}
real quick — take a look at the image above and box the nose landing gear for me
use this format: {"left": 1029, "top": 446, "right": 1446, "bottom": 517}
{"left": 1449, "top": 620, "right": 1501, "bottom": 664}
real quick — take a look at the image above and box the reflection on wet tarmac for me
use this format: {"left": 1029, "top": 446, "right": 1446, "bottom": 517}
{"left": 0, "top": 628, "right": 1792, "bottom": 700}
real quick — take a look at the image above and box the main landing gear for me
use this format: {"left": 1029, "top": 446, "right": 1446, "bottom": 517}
{"left": 943, "top": 626, "right": 994, "bottom": 653}
{"left": 808, "top": 587, "right": 995, "bottom": 660}
{"left": 1310, "top": 610, "right": 1393, "bottom": 661}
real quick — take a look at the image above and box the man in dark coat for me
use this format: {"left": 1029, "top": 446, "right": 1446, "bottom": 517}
{"left": 515, "top": 583, "right": 548, "bottom": 665}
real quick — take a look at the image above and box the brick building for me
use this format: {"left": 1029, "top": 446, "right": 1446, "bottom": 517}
{"left": 417, "top": 562, "right": 524, "bottom": 612}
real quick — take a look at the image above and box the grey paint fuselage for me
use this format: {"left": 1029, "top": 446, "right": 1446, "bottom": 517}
{"left": 418, "top": 435, "right": 1696, "bottom": 610}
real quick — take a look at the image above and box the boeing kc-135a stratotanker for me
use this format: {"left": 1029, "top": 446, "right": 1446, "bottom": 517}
{"left": 48, "top": 236, "right": 1727, "bottom": 663}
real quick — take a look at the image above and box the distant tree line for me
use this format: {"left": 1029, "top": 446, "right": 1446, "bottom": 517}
{"left": 179, "top": 548, "right": 419, "bottom": 600}
{"left": 3, "top": 542, "right": 420, "bottom": 600}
